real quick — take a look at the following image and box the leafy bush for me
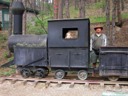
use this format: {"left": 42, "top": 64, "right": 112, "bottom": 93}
{"left": 90, "top": 0, "right": 105, "bottom": 9}
{"left": 27, "top": 4, "right": 53, "bottom": 35}
{"left": 0, "top": 33, "right": 7, "bottom": 43}
{"left": 0, "top": 67, "right": 16, "bottom": 76}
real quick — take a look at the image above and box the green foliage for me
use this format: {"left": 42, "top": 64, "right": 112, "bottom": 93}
{"left": 90, "top": 16, "right": 106, "bottom": 23}
{"left": 27, "top": 3, "right": 53, "bottom": 35}
{"left": 69, "top": 6, "right": 79, "bottom": 18}
{"left": 90, "top": 12, "right": 128, "bottom": 23}
{"left": 3, "top": 51, "right": 14, "bottom": 61}
{"left": 27, "top": 14, "right": 52, "bottom": 35}
{"left": 90, "top": 0, "right": 105, "bottom": 9}
{"left": 122, "top": 13, "right": 128, "bottom": 19}
{"left": 27, "top": 20, "right": 47, "bottom": 35}
{"left": 3, "top": 51, "right": 8, "bottom": 58}
{"left": 8, "top": 56, "right": 14, "bottom": 62}
{"left": 2, "top": 0, "right": 10, "bottom": 2}
{"left": 0, "top": 67, "right": 16, "bottom": 76}
{"left": 0, "top": 33, "right": 7, "bottom": 43}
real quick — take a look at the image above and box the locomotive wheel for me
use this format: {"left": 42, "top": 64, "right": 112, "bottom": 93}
{"left": 77, "top": 70, "right": 88, "bottom": 80}
{"left": 55, "top": 69, "right": 65, "bottom": 79}
{"left": 108, "top": 76, "right": 119, "bottom": 81}
{"left": 21, "top": 68, "right": 31, "bottom": 78}
{"left": 35, "top": 68, "right": 46, "bottom": 78}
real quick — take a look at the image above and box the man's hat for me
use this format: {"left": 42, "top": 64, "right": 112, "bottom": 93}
{"left": 94, "top": 25, "right": 103, "bottom": 30}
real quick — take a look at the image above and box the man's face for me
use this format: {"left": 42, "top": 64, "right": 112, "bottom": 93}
{"left": 95, "top": 28, "right": 102, "bottom": 34}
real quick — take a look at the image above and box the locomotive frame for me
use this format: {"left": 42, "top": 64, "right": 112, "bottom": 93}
{"left": 8, "top": 1, "right": 128, "bottom": 81}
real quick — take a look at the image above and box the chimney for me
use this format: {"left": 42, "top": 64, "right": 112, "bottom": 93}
{"left": 12, "top": 1, "right": 25, "bottom": 35}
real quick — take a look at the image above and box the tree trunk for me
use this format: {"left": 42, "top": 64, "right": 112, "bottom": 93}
{"left": 74, "top": 0, "right": 79, "bottom": 10}
{"left": 79, "top": 0, "right": 86, "bottom": 18}
{"left": 117, "top": 0, "right": 122, "bottom": 23}
{"left": 65, "top": 0, "right": 70, "bottom": 18}
{"left": 112, "top": 0, "right": 116, "bottom": 45}
{"left": 105, "top": 0, "right": 110, "bottom": 45}
{"left": 8, "top": 0, "right": 13, "bottom": 36}
{"left": 44, "top": 0, "right": 49, "bottom": 14}
{"left": 7, "top": 0, "right": 13, "bottom": 57}
{"left": 121, "top": 0, "right": 124, "bottom": 10}
{"left": 53, "top": 0, "right": 59, "bottom": 19}
{"left": 41, "top": 0, "right": 45, "bottom": 11}
{"left": 58, "top": 0, "right": 63, "bottom": 19}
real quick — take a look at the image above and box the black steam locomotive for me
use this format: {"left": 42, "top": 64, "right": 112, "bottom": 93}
{"left": 8, "top": 1, "right": 128, "bottom": 81}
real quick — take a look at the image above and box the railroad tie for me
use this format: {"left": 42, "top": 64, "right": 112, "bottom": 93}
{"left": 34, "top": 81, "right": 39, "bottom": 87}
{"left": 45, "top": 81, "right": 51, "bottom": 88}
{"left": 0, "top": 79, "right": 6, "bottom": 84}
{"left": 11, "top": 79, "right": 18, "bottom": 84}
{"left": 69, "top": 82, "right": 75, "bottom": 88}
{"left": 22, "top": 80, "right": 27, "bottom": 85}
{"left": 115, "top": 84, "right": 120, "bottom": 89}
{"left": 57, "top": 81, "right": 62, "bottom": 87}
{"left": 100, "top": 83, "right": 104, "bottom": 88}
{"left": 84, "top": 83, "right": 89, "bottom": 88}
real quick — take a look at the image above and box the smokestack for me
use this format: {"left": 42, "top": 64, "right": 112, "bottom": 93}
{"left": 12, "top": 1, "right": 25, "bottom": 35}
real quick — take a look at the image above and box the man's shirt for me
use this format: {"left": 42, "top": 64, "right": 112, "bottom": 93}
{"left": 90, "top": 33, "right": 107, "bottom": 51}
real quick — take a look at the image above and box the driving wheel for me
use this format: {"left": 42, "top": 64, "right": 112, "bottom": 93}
{"left": 21, "top": 68, "right": 31, "bottom": 78}
{"left": 35, "top": 68, "right": 46, "bottom": 78}
{"left": 108, "top": 76, "right": 119, "bottom": 81}
{"left": 77, "top": 70, "right": 88, "bottom": 80}
{"left": 55, "top": 69, "right": 65, "bottom": 79}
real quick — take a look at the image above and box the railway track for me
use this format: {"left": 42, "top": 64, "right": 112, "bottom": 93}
{"left": 0, "top": 75, "right": 128, "bottom": 89}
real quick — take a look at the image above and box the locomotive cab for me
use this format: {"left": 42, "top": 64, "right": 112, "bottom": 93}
{"left": 48, "top": 19, "right": 90, "bottom": 80}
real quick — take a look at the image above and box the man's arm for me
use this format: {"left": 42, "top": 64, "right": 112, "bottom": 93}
{"left": 90, "top": 38, "right": 92, "bottom": 51}
{"left": 103, "top": 34, "right": 107, "bottom": 46}
{"left": 90, "top": 34, "right": 94, "bottom": 51}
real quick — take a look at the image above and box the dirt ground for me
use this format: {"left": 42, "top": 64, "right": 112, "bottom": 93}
{"left": 0, "top": 80, "right": 128, "bottom": 96}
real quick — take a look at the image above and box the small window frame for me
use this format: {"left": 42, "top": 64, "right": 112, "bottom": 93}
{"left": 63, "top": 28, "right": 79, "bottom": 40}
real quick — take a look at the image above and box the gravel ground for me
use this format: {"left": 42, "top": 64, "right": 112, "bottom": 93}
{"left": 0, "top": 80, "right": 128, "bottom": 96}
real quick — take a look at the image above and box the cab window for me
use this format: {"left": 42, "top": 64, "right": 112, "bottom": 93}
{"left": 63, "top": 28, "right": 78, "bottom": 39}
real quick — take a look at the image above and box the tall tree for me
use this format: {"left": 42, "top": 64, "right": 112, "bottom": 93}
{"left": 111, "top": 0, "right": 117, "bottom": 45}
{"left": 41, "top": 0, "right": 45, "bottom": 11}
{"left": 105, "top": 0, "right": 110, "bottom": 45}
{"left": 79, "top": 0, "right": 86, "bottom": 18}
{"left": 7, "top": 0, "right": 13, "bottom": 57}
{"left": 65, "top": 0, "right": 70, "bottom": 18}
{"left": 44, "top": 0, "right": 49, "bottom": 14}
{"left": 53, "top": 0, "right": 59, "bottom": 19}
{"left": 117, "top": 0, "right": 122, "bottom": 24}
{"left": 8, "top": 0, "right": 13, "bottom": 36}
{"left": 74, "top": 0, "right": 79, "bottom": 10}
{"left": 121, "top": 0, "right": 124, "bottom": 11}
{"left": 58, "top": 0, "right": 63, "bottom": 19}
